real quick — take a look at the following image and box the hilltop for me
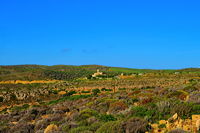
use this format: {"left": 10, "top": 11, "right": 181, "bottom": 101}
{"left": 1, "top": 64, "right": 200, "bottom": 81}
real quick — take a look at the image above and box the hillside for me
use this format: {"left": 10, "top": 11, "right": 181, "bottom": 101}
{"left": 0, "top": 65, "right": 200, "bottom": 132}
{"left": 0, "top": 65, "right": 107, "bottom": 81}
{"left": 1, "top": 65, "right": 200, "bottom": 81}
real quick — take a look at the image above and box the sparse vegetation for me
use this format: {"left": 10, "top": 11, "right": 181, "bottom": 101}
{"left": 92, "top": 89, "right": 101, "bottom": 96}
{"left": 0, "top": 65, "right": 200, "bottom": 133}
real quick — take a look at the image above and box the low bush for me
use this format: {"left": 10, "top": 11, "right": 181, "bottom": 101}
{"left": 34, "top": 119, "right": 50, "bottom": 131}
{"left": 132, "top": 98, "right": 139, "bottom": 103}
{"left": 96, "top": 121, "right": 124, "bottom": 133}
{"left": 47, "top": 95, "right": 91, "bottom": 105}
{"left": 81, "top": 90, "right": 90, "bottom": 93}
{"left": 101, "top": 88, "right": 112, "bottom": 91}
{"left": 9, "top": 123, "right": 34, "bottom": 133}
{"left": 183, "top": 86, "right": 198, "bottom": 93}
{"left": 167, "top": 91, "right": 182, "bottom": 98}
{"left": 10, "top": 104, "right": 30, "bottom": 112}
{"left": 122, "top": 117, "right": 149, "bottom": 133}
{"left": 158, "top": 124, "right": 166, "bottom": 128}
{"left": 69, "top": 126, "right": 89, "bottom": 133}
{"left": 65, "top": 90, "right": 77, "bottom": 96}
{"left": 67, "top": 95, "right": 91, "bottom": 101}
{"left": 169, "top": 102, "right": 193, "bottom": 119}
{"left": 131, "top": 106, "right": 152, "bottom": 118}
{"left": 77, "top": 109, "right": 98, "bottom": 121}
{"left": 0, "top": 97, "right": 3, "bottom": 102}
{"left": 51, "top": 90, "right": 58, "bottom": 94}
{"left": 92, "top": 89, "right": 100, "bottom": 96}
{"left": 118, "top": 88, "right": 126, "bottom": 91}
{"left": 131, "top": 105, "right": 160, "bottom": 122}
{"left": 191, "top": 104, "right": 200, "bottom": 114}
{"left": 108, "top": 101, "right": 128, "bottom": 114}
{"left": 0, "top": 121, "right": 9, "bottom": 133}
{"left": 86, "top": 122, "right": 103, "bottom": 132}
{"left": 10, "top": 93, "right": 17, "bottom": 100}
{"left": 97, "top": 114, "right": 117, "bottom": 122}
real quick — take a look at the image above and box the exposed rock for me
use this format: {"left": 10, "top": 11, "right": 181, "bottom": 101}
{"left": 44, "top": 124, "right": 58, "bottom": 133}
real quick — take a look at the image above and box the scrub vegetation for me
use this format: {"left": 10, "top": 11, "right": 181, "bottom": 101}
{"left": 0, "top": 65, "right": 200, "bottom": 133}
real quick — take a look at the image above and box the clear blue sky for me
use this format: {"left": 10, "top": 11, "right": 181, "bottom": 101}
{"left": 0, "top": 0, "right": 200, "bottom": 69}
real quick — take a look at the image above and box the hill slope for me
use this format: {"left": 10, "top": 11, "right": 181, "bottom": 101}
{"left": 0, "top": 65, "right": 200, "bottom": 81}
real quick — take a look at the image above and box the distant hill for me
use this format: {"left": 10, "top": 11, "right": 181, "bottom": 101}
{"left": 0, "top": 65, "right": 200, "bottom": 81}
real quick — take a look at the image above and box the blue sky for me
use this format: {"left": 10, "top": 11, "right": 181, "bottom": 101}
{"left": 0, "top": 0, "right": 200, "bottom": 69}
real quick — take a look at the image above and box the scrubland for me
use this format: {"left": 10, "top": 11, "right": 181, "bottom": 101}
{"left": 0, "top": 65, "right": 200, "bottom": 133}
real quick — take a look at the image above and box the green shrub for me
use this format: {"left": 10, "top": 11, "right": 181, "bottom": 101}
{"left": 118, "top": 88, "right": 126, "bottom": 91}
{"left": 101, "top": 88, "right": 112, "bottom": 91}
{"left": 78, "top": 120, "right": 90, "bottom": 127}
{"left": 170, "top": 102, "right": 193, "bottom": 119}
{"left": 70, "top": 122, "right": 103, "bottom": 133}
{"left": 47, "top": 95, "right": 91, "bottom": 105}
{"left": 191, "top": 104, "right": 200, "bottom": 114}
{"left": 183, "top": 86, "right": 198, "bottom": 93}
{"left": 131, "top": 106, "right": 157, "bottom": 122}
{"left": 0, "top": 97, "right": 3, "bottom": 102}
{"left": 10, "top": 93, "right": 17, "bottom": 100}
{"left": 92, "top": 89, "right": 100, "bottom": 96}
{"left": 141, "top": 86, "right": 153, "bottom": 90}
{"left": 131, "top": 106, "right": 150, "bottom": 117}
{"left": 77, "top": 109, "right": 98, "bottom": 121}
{"left": 67, "top": 95, "right": 91, "bottom": 101}
{"left": 51, "top": 90, "right": 58, "bottom": 94}
{"left": 47, "top": 99, "right": 60, "bottom": 105}
{"left": 158, "top": 124, "right": 166, "bottom": 128}
{"left": 10, "top": 104, "right": 30, "bottom": 112}
{"left": 0, "top": 120, "right": 9, "bottom": 132}
{"left": 157, "top": 100, "right": 195, "bottom": 120}
{"left": 81, "top": 90, "right": 90, "bottom": 93}
{"left": 80, "top": 109, "right": 98, "bottom": 116}
{"left": 69, "top": 126, "right": 89, "bottom": 133}
{"left": 101, "top": 88, "right": 106, "bottom": 91}
{"left": 96, "top": 121, "right": 124, "bottom": 133}
{"left": 62, "top": 124, "right": 70, "bottom": 132}
{"left": 132, "top": 98, "right": 139, "bottom": 103}
{"left": 97, "top": 114, "right": 117, "bottom": 122}
{"left": 87, "top": 122, "right": 103, "bottom": 132}
{"left": 167, "top": 91, "right": 182, "bottom": 98}
{"left": 66, "top": 90, "right": 77, "bottom": 96}
{"left": 0, "top": 108, "right": 8, "bottom": 114}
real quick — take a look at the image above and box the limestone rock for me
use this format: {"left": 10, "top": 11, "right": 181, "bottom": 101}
{"left": 44, "top": 124, "right": 58, "bottom": 133}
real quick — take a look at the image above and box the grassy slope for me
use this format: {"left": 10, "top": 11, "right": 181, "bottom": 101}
{"left": 109, "top": 67, "right": 156, "bottom": 73}
{"left": 0, "top": 65, "right": 200, "bottom": 81}
{"left": 109, "top": 67, "right": 177, "bottom": 73}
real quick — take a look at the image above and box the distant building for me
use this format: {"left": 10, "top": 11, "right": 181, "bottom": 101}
{"left": 175, "top": 72, "right": 180, "bottom": 74}
{"left": 92, "top": 69, "right": 103, "bottom": 77}
{"left": 138, "top": 73, "right": 143, "bottom": 76}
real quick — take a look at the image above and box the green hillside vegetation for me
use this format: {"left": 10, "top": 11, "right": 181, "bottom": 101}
{"left": 1, "top": 65, "right": 200, "bottom": 81}
{"left": 0, "top": 65, "right": 200, "bottom": 132}
{"left": 109, "top": 67, "right": 157, "bottom": 73}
